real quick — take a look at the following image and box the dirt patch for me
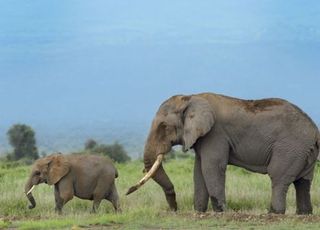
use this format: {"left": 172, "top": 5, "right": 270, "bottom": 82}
{"left": 83, "top": 223, "right": 122, "bottom": 229}
{"left": 0, "top": 214, "right": 44, "bottom": 222}
{"left": 190, "top": 212, "right": 320, "bottom": 223}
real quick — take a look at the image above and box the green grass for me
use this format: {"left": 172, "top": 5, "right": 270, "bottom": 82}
{"left": 1, "top": 158, "right": 320, "bottom": 229}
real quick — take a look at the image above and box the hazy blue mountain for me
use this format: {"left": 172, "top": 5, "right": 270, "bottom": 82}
{"left": 1, "top": 1, "right": 319, "bottom": 157}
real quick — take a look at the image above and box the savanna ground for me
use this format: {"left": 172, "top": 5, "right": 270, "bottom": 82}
{"left": 1, "top": 156, "right": 320, "bottom": 229}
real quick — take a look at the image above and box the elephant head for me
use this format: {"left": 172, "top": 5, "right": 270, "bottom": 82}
{"left": 25, "top": 153, "right": 70, "bottom": 209}
{"left": 127, "top": 95, "right": 215, "bottom": 210}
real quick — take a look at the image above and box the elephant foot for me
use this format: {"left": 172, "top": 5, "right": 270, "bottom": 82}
{"left": 169, "top": 203, "right": 178, "bottom": 212}
{"left": 55, "top": 208, "right": 63, "bottom": 215}
{"left": 213, "top": 207, "right": 224, "bottom": 212}
{"left": 268, "top": 206, "right": 285, "bottom": 215}
{"left": 165, "top": 191, "right": 178, "bottom": 211}
{"left": 296, "top": 209, "right": 312, "bottom": 215}
{"left": 194, "top": 207, "right": 208, "bottom": 213}
{"left": 211, "top": 197, "right": 225, "bottom": 212}
{"left": 194, "top": 212, "right": 209, "bottom": 219}
{"left": 28, "top": 204, "right": 36, "bottom": 209}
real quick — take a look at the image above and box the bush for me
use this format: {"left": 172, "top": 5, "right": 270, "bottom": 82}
{"left": 84, "top": 139, "right": 97, "bottom": 150}
{"left": 81, "top": 139, "right": 131, "bottom": 163}
{"left": 93, "top": 142, "right": 131, "bottom": 163}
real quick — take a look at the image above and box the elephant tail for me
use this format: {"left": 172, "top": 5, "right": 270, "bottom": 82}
{"left": 115, "top": 168, "right": 119, "bottom": 178}
{"left": 316, "top": 131, "right": 320, "bottom": 160}
{"left": 316, "top": 130, "right": 320, "bottom": 149}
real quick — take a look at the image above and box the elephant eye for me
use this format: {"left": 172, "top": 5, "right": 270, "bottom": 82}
{"left": 34, "top": 171, "right": 40, "bottom": 176}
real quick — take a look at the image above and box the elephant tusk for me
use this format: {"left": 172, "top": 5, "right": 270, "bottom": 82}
{"left": 26, "top": 185, "right": 36, "bottom": 195}
{"left": 126, "top": 154, "right": 164, "bottom": 195}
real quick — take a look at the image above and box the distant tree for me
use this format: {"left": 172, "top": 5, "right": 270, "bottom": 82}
{"left": 84, "top": 139, "right": 97, "bottom": 150}
{"left": 7, "top": 124, "right": 39, "bottom": 160}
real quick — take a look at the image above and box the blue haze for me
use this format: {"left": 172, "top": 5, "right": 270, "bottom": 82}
{"left": 0, "top": 1, "right": 319, "bottom": 157}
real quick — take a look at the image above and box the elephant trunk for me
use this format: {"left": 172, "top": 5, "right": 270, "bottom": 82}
{"left": 146, "top": 158, "right": 177, "bottom": 211}
{"left": 126, "top": 140, "right": 177, "bottom": 211}
{"left": 25, "top": 178, "right": 36, "bottom": 209}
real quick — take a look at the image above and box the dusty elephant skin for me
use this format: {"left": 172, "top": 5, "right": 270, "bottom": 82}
{"left": 127, "top": 92, "right": 320, "bottom": 215}
{"left": 25, "top": 154, "right": 120, "bottom": 213}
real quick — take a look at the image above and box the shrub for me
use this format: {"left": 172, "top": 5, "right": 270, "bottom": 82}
{"left": 81, "top": 139, "right": 131, "bottom": 163}
{"left": 84, "top": 139, "right": 97, "bottom": 150}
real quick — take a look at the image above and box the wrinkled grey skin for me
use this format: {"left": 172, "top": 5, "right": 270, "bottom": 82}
{"left": 143, "top": 93, "right": 319, "bottom": 214}
{"left": 25, "top": 154, "right": 120, "bottom": 213}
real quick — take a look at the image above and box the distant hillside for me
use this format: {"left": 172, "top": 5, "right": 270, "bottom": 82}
{"left": 0, "top": 120, "right": 148, "bottom": 159}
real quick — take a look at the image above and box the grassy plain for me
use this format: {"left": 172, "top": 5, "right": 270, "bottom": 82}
{"left": 1, "top": 157, "right": 320, "bottom": 229}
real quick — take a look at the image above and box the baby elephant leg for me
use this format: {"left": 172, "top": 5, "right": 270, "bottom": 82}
{"left": 92, "top": 179, "right": 107, "bottom": 213}
{"left": 92, "top": 198, "right": 103, "bottom": 213}
{"left": 106, "top": 183, "right": 120, "bottom": 212}
{"left": 54, "top": 182, "right": 74, "bottom": 214}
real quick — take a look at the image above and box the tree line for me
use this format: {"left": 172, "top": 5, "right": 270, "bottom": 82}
{"left": 4, "top": 123, "right": 131, "bottom": 163}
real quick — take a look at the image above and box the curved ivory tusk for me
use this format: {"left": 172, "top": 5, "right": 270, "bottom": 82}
{"left": 126, "top": 154, "right": 164, "bottom": 195}
{"left": 26, "top": 185, "right": 36, "bottom": 195}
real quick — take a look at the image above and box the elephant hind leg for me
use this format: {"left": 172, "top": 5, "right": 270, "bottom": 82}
{"left": 269, "top": 182, "right": 290, "bottom": 214}
{"left": 92, "top": 199, "right": 102, "bottom": 213}
{"left": 267, "top": 145, "right": 310, "bottom": 214}
{"left": 92, "top": 177, "right": 112, "bottom": 213}
{"left": 294, "top": 178, "right": 312, "bottom": 215}
{"left": 106, "top": 183, "right": 121, "bottom": 212}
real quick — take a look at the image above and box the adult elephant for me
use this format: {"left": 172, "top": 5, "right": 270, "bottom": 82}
{"left": 127, "top": 93, "right": 320, "bottom": 214}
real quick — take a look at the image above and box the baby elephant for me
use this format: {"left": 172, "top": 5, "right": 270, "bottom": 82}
{"left": 25, "top": 153, "right": 120, "bottom": 213}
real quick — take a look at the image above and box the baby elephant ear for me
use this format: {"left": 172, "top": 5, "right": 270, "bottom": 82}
{"left": 182, "top": 96, "right": 215, "bottom": 152}
{"left": 47, "top": 154, "right": 70, "bottom": 185}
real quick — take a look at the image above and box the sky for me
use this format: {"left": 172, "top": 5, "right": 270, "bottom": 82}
{"left": 0, "top": 1, "right": 319, "bottom": 149}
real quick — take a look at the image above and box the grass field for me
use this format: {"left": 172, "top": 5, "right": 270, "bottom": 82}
{"left": 1, "top": 156, "right": 320, "bottom": 229}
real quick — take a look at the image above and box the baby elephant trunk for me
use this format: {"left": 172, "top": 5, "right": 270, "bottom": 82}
{"left": 25, "top": 179, "right": 36, "bottom": 209}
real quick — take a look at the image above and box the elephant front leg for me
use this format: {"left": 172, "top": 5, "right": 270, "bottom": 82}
{"left": 152, "top": 165, "right": 178, "bottom": 211}
{"left": 54, "top": 181, "right": 74, "bottom": 214}
{"left": 193, "top": 153, "right": 209, "bottom": 213}
{"left": 201, "top": 155, "right": 227, "bottom": 212}
{"left": 54, "top": 185, "right": 64, "bottom": 214}
{"left": 197, "top": 135, "right": 229, "bottom": 212}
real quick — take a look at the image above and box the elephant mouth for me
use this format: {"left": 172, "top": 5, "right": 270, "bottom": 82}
{"left": 38, "top": 178, "right": 47, "bottom": 184}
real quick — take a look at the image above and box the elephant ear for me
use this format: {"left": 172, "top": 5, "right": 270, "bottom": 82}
{"left": 47, "top": 154, "right": 70, "bottom": 185}
{"left": 182, "top": 96, "right": 215, "bottom": 152}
